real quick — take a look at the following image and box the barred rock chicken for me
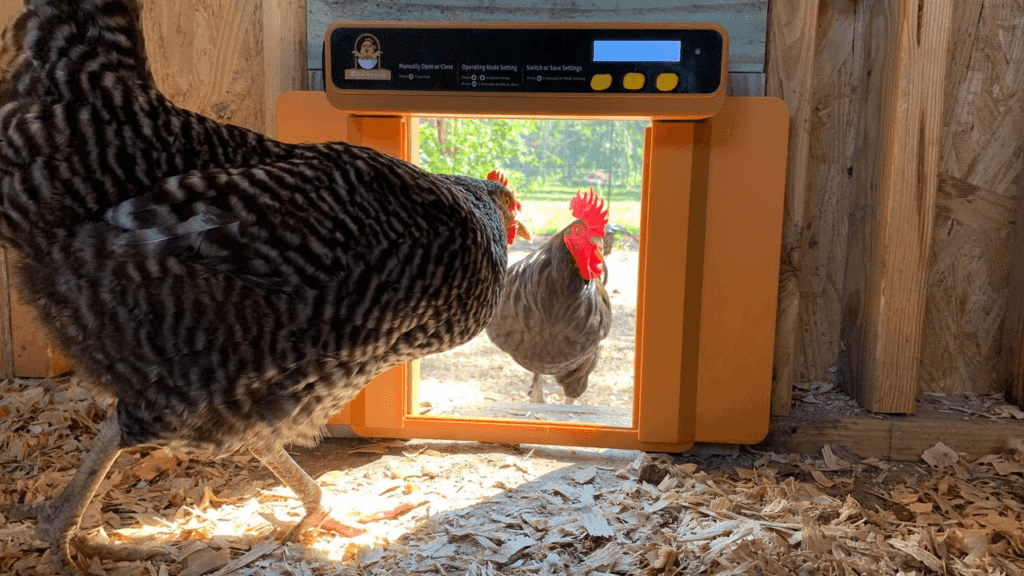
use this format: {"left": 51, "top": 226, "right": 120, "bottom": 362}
{"left": 486, "top": 188, "right": 612, "bottom": 404}
{"left": 0, "top": 1, "right": 527, "bottom": 573}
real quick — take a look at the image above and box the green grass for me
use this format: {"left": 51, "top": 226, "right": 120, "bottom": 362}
{"left": 518, "top": 199, "right": 642, "bottom": 236}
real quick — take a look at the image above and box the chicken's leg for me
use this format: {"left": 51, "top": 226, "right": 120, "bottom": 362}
{"left": 529, "top": 373, "right": 546, "bottom": 403}
{"left": 251, "top": 443, "right": 334, "bottom": 542}
{"left": 4, "top": 412, "right": 176, "bottom": 574}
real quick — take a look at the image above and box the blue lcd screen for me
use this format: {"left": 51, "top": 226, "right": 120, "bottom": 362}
{"left": 593, "top": 40, "right": 681, "bottom": 62}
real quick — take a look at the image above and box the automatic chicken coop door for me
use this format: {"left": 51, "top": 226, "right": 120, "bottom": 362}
{"left": 277, "top": 22, "right": 788, "bottom": 452}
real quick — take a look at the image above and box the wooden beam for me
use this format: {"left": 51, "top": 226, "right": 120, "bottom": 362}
{"left": 0, "top": 249, "right": 12, "bottom": 379}
{"left": 1006, "top": 192, "right": 1024, "bottom": 406}
{"left": 766, "top": 413, "right": 1024, "bottom": 463}
{"left": 263, "top": 0, "right": 307, "bottom": 137}
{"left": 765, "top": 0, "right": 820, "bottom": 416}
{"left": 836, "top": 0, "right": 954, "bottom": 413}
{"left": 0, "top": 2, "right": 19, "bottom": 379}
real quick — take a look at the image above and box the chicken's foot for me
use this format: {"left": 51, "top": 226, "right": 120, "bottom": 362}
{"left": 0, "top": 500, "right": 47, "bottom": 521}
{"left": 35, "top": 413, "right": 122, "bottom": 575}
{"left": 71, "top": 534, "right": 172, "bottom": 563}
{"left": 251, "top": 443, "right": 364, "bottom": 542}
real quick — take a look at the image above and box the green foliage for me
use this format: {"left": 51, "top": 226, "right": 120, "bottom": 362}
{"left": 418, "top": 118, "right": 533, "bottom": 185}
{"left": 418, "top": 118, "right": 650, "bottom": 200}
{"left": 418, "top": 118, "right": 650, "bottom": 235}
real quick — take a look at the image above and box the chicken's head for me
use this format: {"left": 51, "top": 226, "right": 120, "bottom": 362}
{"left": 564, "top": 187, "right": 609, "bottom": 281}
{"left": 487, "top": 170, "right": 531, "bottom": 244}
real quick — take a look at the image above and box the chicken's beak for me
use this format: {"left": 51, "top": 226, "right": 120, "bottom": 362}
{"left": 515, "top": 221, "right": 532, "bottom": 242}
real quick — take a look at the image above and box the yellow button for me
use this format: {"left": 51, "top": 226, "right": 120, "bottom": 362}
{"left": 590, "top": 74, "right": 612, "bottom": 91}
{"left": 656, "top": 72, "right": 679, "bottom": 92}
{"left": 623, "top": 72, "right": 645, "bottom": 90}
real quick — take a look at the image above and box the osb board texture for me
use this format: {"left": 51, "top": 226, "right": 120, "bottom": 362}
{"left": 142, "top": 0, "right": 304, "bottom": 135}
{"left": 3, "top": 377, "right": 1024, "bottom": 575}
{"left": 918, "top": 0, "right": 1024, "bottom": 394}
{"left": 305, "top": 0, "right": 768, "bottom": 73}
{"left": 783, "top": 0, "right": 1024, "bottom": 396}
{"left": 142, "top": 0, "right": 269, "bottom": 134}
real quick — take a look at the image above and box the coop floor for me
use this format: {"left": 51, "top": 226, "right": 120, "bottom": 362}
{"left": 2, "top": 376, "right": 1024, "bottom": 575}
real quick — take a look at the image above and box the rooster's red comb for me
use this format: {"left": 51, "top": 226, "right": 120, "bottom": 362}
{"left": 570, "top": 187, "right": 609, "bottom": 237}
{"left": 487, "top": 170, "right": 508, "bottom": 188}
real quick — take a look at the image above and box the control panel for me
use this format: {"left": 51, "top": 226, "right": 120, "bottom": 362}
{"left": 323, "top": 23, "right": 729, "bottom": 119}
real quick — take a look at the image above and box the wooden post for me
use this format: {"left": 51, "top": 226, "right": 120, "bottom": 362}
{"left": 1005, "top": 193, "right": 1024, "bottom": 406}
{"left": 836, "top": 0, "right": 953, "bottom": 413}
{"left": 1, "top": 2, "right": 20, "bottom": 379}
{"left": 765, "top": 0, "right": 820, "bottom": 416}
{"left": 0, "top": 248, "right": 12, "bottom": 379}
{"left": 263, "top": 0, "right": 308, "bottom": 137}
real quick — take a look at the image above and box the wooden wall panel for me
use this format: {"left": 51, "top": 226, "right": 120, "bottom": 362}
{"left": 263, "top": 0, "right": 308, "bottom": 136}
{"left": 142, "top": 0, "right": 268, "bottom": 133}
{"left": 1, "top": 0, "right": 21, "bottom": 378}
{"left": 775, "top": 0, "right": 861, "bottom": 390}
{"left": 921, "top": 0, "right": 1024, "bottom": 394}
{"left": 765, "top": 0, "right": 819, "bottom": 416}
{"left": 773, "top": 0, "right": 1021, "bottom": 408}
{"left": 141, "top": 0, "right": 306, "bottom": 134}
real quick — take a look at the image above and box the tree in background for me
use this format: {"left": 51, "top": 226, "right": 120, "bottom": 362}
{"left": 419, "top": 118, "right": 649, "bottom": 199}
{"left": 419, "top": 118, "right": 534, "bottom": 186}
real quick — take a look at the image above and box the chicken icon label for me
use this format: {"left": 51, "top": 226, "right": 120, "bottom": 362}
{"left": 344, "top": 33, "right": 392, "bottom": 81}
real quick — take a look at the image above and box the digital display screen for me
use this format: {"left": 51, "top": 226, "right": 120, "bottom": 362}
{"left": 593, "top": 40, "right": 681, "bottom": 62}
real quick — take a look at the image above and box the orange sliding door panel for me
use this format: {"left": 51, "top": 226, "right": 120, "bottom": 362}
{"left": 276, "top": 90, "right": 788, "bottom": 451}
{"left": 695, "top": 97, "right": 789, "bottom": 444}
{"left": 635, "top": 120, "right": 702, "bottom": 447}
{"left": 274, "top": 21, "right": 789, "bottom": 451}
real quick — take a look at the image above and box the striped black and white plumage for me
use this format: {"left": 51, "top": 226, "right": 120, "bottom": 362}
{"left": 0, "top": 1, "right": 523, "bottom": 573}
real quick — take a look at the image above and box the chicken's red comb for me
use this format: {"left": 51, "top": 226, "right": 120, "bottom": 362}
{"left": 570, "top": 187, "right": 608, "bottom": 237}
{"left": 487, "top": 170, "right": 521, "bottom": 214}
{"left": 487, "top": 170, "right": 509, "bottom": 188}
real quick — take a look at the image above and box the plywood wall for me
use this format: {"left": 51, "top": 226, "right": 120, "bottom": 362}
{"left": 142, "top": 0, "right": 306, "bottom": 135}
{"left": 919, "top": 1, "right": 1024, "bottom": 394}
{"left": 770, "top": 0, "right": 1024, "bottom": 404}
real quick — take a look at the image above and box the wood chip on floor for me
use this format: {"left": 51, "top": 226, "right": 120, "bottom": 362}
{"left": 2, "top": 377, "right": 1023, "bottom": 575}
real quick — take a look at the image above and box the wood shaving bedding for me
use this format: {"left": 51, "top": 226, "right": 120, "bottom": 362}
{"left": 2, "top": 376, "right": 1023, "bottom": 575}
